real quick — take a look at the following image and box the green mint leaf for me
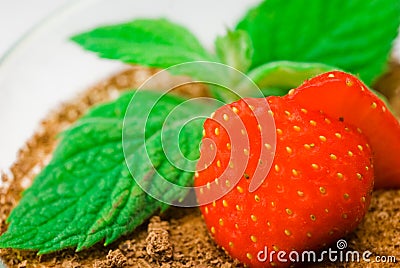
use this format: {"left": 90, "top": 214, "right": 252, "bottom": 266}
{"left": 236, "top": 0, "right": 400, "bottom": 85}
{"left": 215, "top": 29, "right": 253, "bottom": 72}
{"left": 246, "top": 61, "right": 338, "bottom": 96}
{"left": 0, "top": 90, "right": 207, "bottom": 254}
{"left": 71, "top": 18, "right": 215, "bottom": 68}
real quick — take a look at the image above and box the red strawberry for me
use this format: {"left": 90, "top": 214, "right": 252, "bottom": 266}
{"left": 195, "top": 96, "right": 374, "bottom": 267}
{"left": 286, "top": 71, "right": 400, "bottom": 188}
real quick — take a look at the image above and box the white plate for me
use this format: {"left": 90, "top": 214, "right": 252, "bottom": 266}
{"left": 0, "top": 0, "right": 260, "bottom": 172}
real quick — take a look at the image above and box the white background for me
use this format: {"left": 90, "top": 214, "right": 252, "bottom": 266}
{"left": 0, "top": 0, "right": 70, "bottom": 57}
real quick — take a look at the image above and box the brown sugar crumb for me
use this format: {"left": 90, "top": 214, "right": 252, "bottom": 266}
{"left": 93, "top": 249, "right": 127, "bottom": 268}
{"left": 0, "top": 66, "right": 400, "bottom": 267}
{"left": 146, "top": 216, "right": 173, "bottom": 262}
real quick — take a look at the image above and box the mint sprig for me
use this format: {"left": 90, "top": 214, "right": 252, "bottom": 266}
{"left": 71, "top": 18, "right": 216, "bottom": 68}
{"left": 236, "top": 0, "right": 400, "bottom": 85}
{"left": 0, "top": 91, "right": 207, "bottom": 253}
